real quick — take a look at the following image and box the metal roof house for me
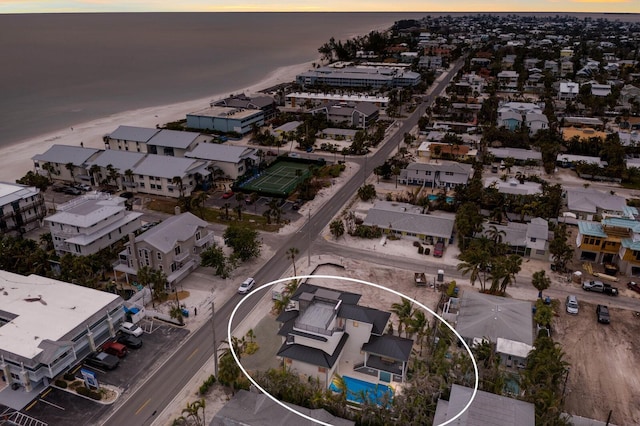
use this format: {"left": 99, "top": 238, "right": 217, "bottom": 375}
{"left": 114, "top": 212, "right": 214, "bottom": 287}
{"left": 276, "top": 283, "right": 412, "bottom": 387}
{"left": 32, "top": 145, "right": 102, "bottom": 184}
{"left": 45, "top": 193, "right": 143, "bottom": 256}
{"left": 130, "top": 154, "right": 210, "bottom": 198}
{"left": 433, "top": 384, "right": 535, "bottom": 426}
{"left": 85, "top": 149, "right": 146, "bottom": 189}
{"left": 363, "top": 201, "right": 455, "bottom": 244}
{"left": 311, "top": 102, "right": 380, "bottom": 129}
{"left": 0, "top": 270, "right": 124, "bottom": 409}
{"left": 399, "top": 162, "right": 472, "bottom": 189}
{"left": 184, "top": 143, "right": 257, "bottom": 180}
{"left": 0, "top": 182, "right": 46, "bottom": 236}
{"left": 212, "top": 389, "right": 355, "bottom": 426}
{"left": 103, "top": 125, "right": 160, "bottom": 153}
{"left": 479, "top": 218, "right": 550, "bottom": 260}
{"left": 566, "top": 187, "right": 627, "bottom": 221}
{"left": 454, "top": 291, "right": 534, "bottom": 347}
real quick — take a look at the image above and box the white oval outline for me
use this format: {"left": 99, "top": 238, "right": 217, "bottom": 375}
{"left": 228, "top": 274, "right": 479, "bottom": 426}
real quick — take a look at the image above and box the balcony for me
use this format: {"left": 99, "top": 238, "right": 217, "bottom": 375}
{"left": 195, "top": 232, "right": 215, "bottom": 247}
{"left": 174, "top": 250, "right": 190, "bottom": 263}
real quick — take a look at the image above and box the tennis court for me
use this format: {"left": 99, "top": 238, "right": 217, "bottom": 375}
{"left": 239, "top": 161, "right": 312, "bottom": 197}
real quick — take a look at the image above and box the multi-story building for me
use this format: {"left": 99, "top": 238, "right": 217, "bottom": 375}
{"left": 310, "top": 102, "right": 379, "bottom": 129}
{"left": 185, "top": 143, "right": 256, "bottom": 180}
{"left": 0, "top": 182, "right": 46, "bottom": 236}
{"left": 130, "top": 154, "right": 210, "bottom": 198}
{"left": 46, "top": 193, "right": 143, "bottom": 256}
{"left": 0, "top": 270, "right": 124, "bottom": 409}
{"left": 32, "top": 145, "right": 102, "bottom": 185}
{"left": 284, "top": 92, "right": 389, "bottom": 110}
{"left": 296, "top": 65, "right": 421, "bottom": 89}
{"left": 186, "top": 106, "right": 265, "bottom": 135}
{"left": 399, "top": 162, "right": 472, "bottom": 188}
{"left": 113, "top": 212, "right": 214, "bottom": 287}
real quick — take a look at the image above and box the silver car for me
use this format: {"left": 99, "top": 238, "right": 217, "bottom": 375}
{"left": 238, "top": 277, "right": 256, "bottom": 294}
{"left": 565, "top": 295, "right": 579, "bottom": 315}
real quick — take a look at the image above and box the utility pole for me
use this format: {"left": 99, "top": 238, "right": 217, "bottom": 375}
{"left": 307, "top": 209, "right": 312, "bottom": 267}
{"left": 211, "top": 300, "right": 218, "bottom": 378}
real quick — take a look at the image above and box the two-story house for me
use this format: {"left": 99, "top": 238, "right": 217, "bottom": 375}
{"left": 131, "top": 155, "right": 210, "bottom": 198}
{"left": 399, "top": 162, "right": 472, "bottom": 189}
{"left": 565, "top": 187, "right": 627, "bottom": 221}
{"left": 114, "top": 212, "right": 214, "bottom": 287}
{"left": 479, "top": 218, "right": 550, "bottom": 260}
{"left": 0, "top": 182, "right": 46, "bottom": 236}
{"left": 32, "top": 145, "right": 102, "bottom": 185}
{"left": 85, "top": 149, "right": 146, "bottom": 189}
{"left": 185, "top": 143, "right": 257, "bottom": 181}
{"left": 277, "top": 283, "right": 413, "bottom": 387}
{"left": 46, "top": 193, "right": 143, "bottom": 256}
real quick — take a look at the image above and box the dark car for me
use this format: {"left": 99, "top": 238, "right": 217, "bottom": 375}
{"left": 119, "top": 191, "right": 135, "bottom": 199}
{"left": 117, "top": 334, "right": 143, "bottom": 349}
{"left": 101, "top": 341, "right": 128, "bottom": 358}
{"left": 85, "top": 352, "right": 119, "bottom": 370}
{"left": 596, "top": 304, "right": 610, "bottom": 324}
{"left": 63, "top": 186, "right": 82, "bottom": 195}
{"left": 628, "top": 282, "right": 640, "bottom": 295}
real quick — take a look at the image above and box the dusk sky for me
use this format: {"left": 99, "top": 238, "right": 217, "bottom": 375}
{"left": 1, "top": 0, "right": 638, "bottom": 14}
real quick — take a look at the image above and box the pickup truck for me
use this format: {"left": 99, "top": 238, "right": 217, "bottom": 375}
{"left": 582, "top": 280, "right": 619, "bottom": 296}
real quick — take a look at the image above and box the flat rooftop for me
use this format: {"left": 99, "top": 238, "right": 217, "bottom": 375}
{"left": 0, "top": 270, "right": 121, "bottom": 360}
{"left": 189, "top": 105, "right": 262, "bottom": 119}
{"left": 296, "top": 300, "right": 337, "bottom": 330}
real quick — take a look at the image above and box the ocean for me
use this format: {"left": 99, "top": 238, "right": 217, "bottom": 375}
{"left": 1, "top": 12, "right": 639, "bottom": 149}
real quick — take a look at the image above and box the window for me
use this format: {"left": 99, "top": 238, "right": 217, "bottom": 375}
{"left": 318, "top": 367, "right": 327, "bottom": 373}
{"left": 530, "top": 237, "right": 537, "bottom": 242}
{"left": 150, "top": 184, "right": 156, "bottom": 189}
{"left": 195, "top": 231, "right": 201, "bottom": 240}
{"left": 157, "top": 252, "right": 162, "bottom": 261}
{"left": 156, "top": 185, "right": 162, "bottom": 190}
{"left": 175, "top": 246, "right": 181, "bottom": 255}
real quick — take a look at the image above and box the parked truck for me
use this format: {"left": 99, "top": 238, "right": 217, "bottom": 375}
{"left": 582, "top": 280, "right": 619, "bottom": 296}
{"left": 415, "top": 272, "right": 427, "bottom": 287}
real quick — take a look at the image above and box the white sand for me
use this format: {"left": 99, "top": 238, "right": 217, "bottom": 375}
{"left": 0, "top": 60, "right": 315, "bottom": 182}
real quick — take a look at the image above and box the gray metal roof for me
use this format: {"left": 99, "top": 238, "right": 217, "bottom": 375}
{"left": 277, "top": 333, "right": 349, "bottom": 368}
{"left": 108, "top": 125, "right": 160, "bottom": 143}
{"left": 405, "top": 161, "right": 473, "bottom": 175}
{"left": 136, "top": 212, "right": 208, "bottom": 253}
{"left": 133, "top": 154, "right": 208, "bottom": 179}
{"left": 361, "top": 334, "right": 413, "bottom": 362}
{"left": 487, "top": 147, "right": 542, "bottom": 161}
{"left": 338, "top": 304, "right": 390, "bottom": 335}
{"left": 455, "top": 291, "right": 533, "bottom": 346}
{"left": 566, "top": 188, "right": 627, "bottom": 214}
{"left": 212, "top": 390, "right": 355, "bottom": 426}
{"left": 273, "top": 121, "right": 302, "bottom": 133}
{"left": 185, "top": 143, "right": 255, "bottom": 163}
{"left": 433, "top": 384, "right": 535, "bottom": 426}
{"left": 0, "top": 182, "right": 39, "bottom": 207}
{"left": 147, "top": 129, "right": 200, "bottom": 149}
{"left": 363, "top": 202, "right": 455, "bottom": 239}
{"left": 86, "top": 150, "right": 146, "bottom": 172}
{"left": 45, "top": 195, "right": 128, "bottom": 228}
{"left": 32, "top": 145, "right": 101, "bottom": 166}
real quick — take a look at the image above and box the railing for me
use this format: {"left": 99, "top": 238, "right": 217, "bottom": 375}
{"left": 174, "top": 250, "right": 190, "bottom": 263}
{"left": 194, "top": 233, "right": 215, "bottom": 247}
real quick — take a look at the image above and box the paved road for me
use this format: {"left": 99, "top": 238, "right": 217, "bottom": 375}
{"left": 102, "top": 60, "right": 466, "bottom": 426}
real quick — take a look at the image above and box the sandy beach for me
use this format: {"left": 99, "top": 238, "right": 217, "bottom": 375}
{"left": 0, "top": 60, "right": 314, "bottom": 183}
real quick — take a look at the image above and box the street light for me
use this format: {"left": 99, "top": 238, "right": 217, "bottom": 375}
{"left": 211, "top": 300, "right": 218, "bottom": 379}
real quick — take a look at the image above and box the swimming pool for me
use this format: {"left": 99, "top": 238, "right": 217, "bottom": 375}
{"left": 427, "top": 194, "right": 454, "bottom": 203}
{"left": 329, "top": 375, "right": 393, "bottom": 405}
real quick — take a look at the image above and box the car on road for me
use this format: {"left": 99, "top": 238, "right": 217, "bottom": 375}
{"left": 117, "top": 334, "right": 143, "bottom": 349}
{"left": 85, "top": 351, "right": 120, "bottom": 370}
{"left": 596, "top": 304, "right": 610, "bottom": 324}
{"left": 73, "top": 183, "right": 92, "bottom": 191}
{"left": 288, "top": 152, "right": 301, "bottom": 158}
{"left": 102, "top": 341, "right": 128, "bottom": 358}
{"left": 565, "top": 295, "right": 579, "bottom": 315}
{"left": 627, "top": 281, "right": 640, "bottom": 294}
{"left": 63, "top": 186, "right": 82, "bottom": 195}
{"left": 238, "top": 277, "right": 256, "bottom": 294}
{"left": 222, "top": 190, "right": 234, "bottom": 199}
{"left": 119, "top": 191, "right": 135, "bottom": 199}
{"left": 582, "top": 280, "right": 619, "bottom": 296}
{"left": 139, "top": 221, "right": 159, "bottom": 233}
{"left": 119, "top": 321, "right": 143, "bottom": 337}
{"left": 433, "top": 241, "right": 444, "bottom": 258}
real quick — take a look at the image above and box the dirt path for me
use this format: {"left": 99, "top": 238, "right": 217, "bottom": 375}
{"left": 553, "top": 305, "right": 640, "bottom": 425}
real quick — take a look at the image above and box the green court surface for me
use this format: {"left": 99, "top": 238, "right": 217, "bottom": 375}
{"left": 239, "top": 161, "right": 311, "bottom": 196}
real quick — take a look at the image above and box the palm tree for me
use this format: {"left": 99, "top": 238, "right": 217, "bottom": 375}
{"left": 65, "top": 162, "right": 76, "bottom": 183}
{"left": 390, "top": 298, "right": 413, "bottom": 337}
{"left": 191, "top": 191, "right": 208, "bottom": 219}
{"left": 329, "top": 219, "right": 345, "bottom": 239}
{"left": 42, "top": 162, "right": 56, "bottom": 183}
{"left": 484, "top": 224, "right": 506, "bottom": 253}
{"left": 286, "top": 247, "right": 299, "bottom": 276}
{"left": 137, "top": 266, "right": 168, "bottom": 307}
{"left": 88, "top": 164, "right": 100, "bottom": 186}
{"left": 124, "top": 168, "right": 134, "bottom": 188}
{"left": 407, "top": 310, "right": 430, "bottom": 356}
{"left": 499, "top": 254, "right": 523, "bottom": 293}
{"left": 532, "top": 270, "right": 551, "bottom": 299}
{"left": 172, "top": 176, "right": 185, "bottom": 199}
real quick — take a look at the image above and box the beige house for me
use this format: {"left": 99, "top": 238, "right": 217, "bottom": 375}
{"left": 114, "top": 212, "right": 214, "bottom": 286}
{"left": 131, "top": 154, "right": 210, "bottom": 198}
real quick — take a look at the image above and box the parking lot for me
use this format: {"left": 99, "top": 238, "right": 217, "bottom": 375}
{"left": 553, "top": 302, "right": 640, "bottom": 425}
{"left": 24, "top": 322, "right": 189, "bottom": 425}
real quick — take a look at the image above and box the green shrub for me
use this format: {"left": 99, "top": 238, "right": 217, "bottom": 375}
{"left": 198, "top": 374, "right": 217, "bottom": 395}
{"left": 63, "top": 372, "right": 75, "bottom": 381}
{"left": 55, "top": 379, "right": 67, "bottom": 388}
{"left": 446, "top": 281, "right": 458, "bottom": 297}
{"left": 77, "top": 386, "right": 102, "bottom": 400}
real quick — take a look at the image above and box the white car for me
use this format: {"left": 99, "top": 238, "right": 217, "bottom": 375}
{"left": 119, "top": 321, "right": 143, "bottom": 337}
{"left": 238, "top": 277, "right": 256, "bottom": 294}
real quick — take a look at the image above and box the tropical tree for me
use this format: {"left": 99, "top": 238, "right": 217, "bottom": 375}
{"left": 390, "top": 298, "right": 413, "bottom": 338}
{"left": 137, "top": 266, "right": 168, "bottom": 306}
{"left": 455, "top": 202, "right": 484, "bottom": 251}
{"left": 172, "top": 176, "right": 185, "bottom": 199}
{"left": 266, "top": 198, "right": 283, "bottom": 224}
{"left": 124, "top": 168, "right": 134, "bottom": 188}
{"left": 191, "top": 191, "right": 209, "bottom": 219}
{"left": 223, "top": 224, "right": 261, "bottom": 262}
{"left": 286, "top": 247, "right": 299, "bottom": 277}
{"left": 357, "top": 184, "right": 376, "bottom": 201}
{"left": 407, "top": 310, "right": 430, "bottom": 356}
{"left": 43, "top": 162, "right": 57, "bottom": 182}
{"left": 329, "top": 219, "right": 345, "bottom": 239}
{"left": 200, "top": 244, "right": 235, "bottom": 278}
{"left": 549, "top": 224, "right": 574, "bottom": 272}
{"left": 484, "top": 224, "right": 506, "bottom": 253}
{"left": 532, "top": 270, "right": 551, "bottom": 299}
{"left": 457, "top": 237, "right": 493, "bottom": 291}
{"left": 65, "top": 162, "right": 76, "bottom": 183}
{"left": 176, "top": 399, "right": 206, "bottom": 426}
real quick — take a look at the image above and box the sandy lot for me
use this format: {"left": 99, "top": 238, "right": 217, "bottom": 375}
{"left": 553, "top": 303, "right": 640, "bottom": 425}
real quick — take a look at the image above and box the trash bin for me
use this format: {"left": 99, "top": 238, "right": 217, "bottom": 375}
{"left": 437, "top": 270, "right": 444, "bottom": 282}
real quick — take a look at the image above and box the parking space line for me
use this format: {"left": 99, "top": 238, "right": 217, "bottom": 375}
{"left": 135, "top": 398, "right": 151, "bottom": 415}
{"left": 25, "top": 400, "right": 38, "bottom": 411}
{"left": 38, "top": 398, "right": 65, "bottom": 411}
{"left": 41, "top": 388, "right": 52, "bottom": 398}
{"left": 186, "top": 348, "right": 199, "bottom": 361}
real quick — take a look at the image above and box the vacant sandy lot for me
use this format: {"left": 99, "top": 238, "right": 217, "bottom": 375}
{"left": 553, "top": 303, "right": 640, "bottom": 425}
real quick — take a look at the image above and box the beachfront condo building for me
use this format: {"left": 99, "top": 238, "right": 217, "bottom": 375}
{"left": 0, "top": 182, "right": 46, "bottom": 237}
{"left": 186, "top": 106, "right": 264, "bottom": 135}
{"left": 104, "top": 126, "right": 210, "bottom": 157}
{"left": 296, "top": 65, "right": 421, "bottom": 89}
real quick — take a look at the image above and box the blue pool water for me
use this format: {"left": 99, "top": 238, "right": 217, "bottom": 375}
{"left": 330, "top": 375, "right": 393, "bottom": 405}
{"left": 427, "top": 194, "right": 454, "bottom": 203}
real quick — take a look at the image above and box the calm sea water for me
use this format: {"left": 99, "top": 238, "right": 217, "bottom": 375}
{"left": 0, "top": 12, "right": 638, "bottom": 148}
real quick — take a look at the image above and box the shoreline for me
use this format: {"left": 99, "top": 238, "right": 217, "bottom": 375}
{"left": 0, "top": 59, "right": 315, "bottom": 182}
